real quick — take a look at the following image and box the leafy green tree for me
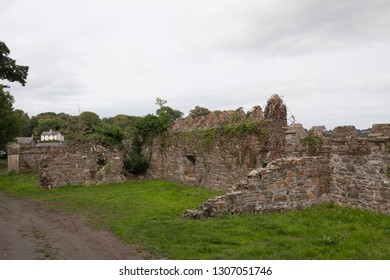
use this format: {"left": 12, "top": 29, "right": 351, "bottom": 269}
{"left": 155, "top": 97, "right": 183, "bottom": 131}
{"left": 122, "top": 115, "right": 161, "bottom": 175}
{"left": 29, "top": 111, "right": 109, "bottom": 143}
{"left": 96, "top": 124, "right": 124, "bottom": 147}
{"left": 58, "top": 114, "right": 79, "bottom": 142}
{"left": 134, "top": 114, "right": 164, "bottom": 145}
{"left": 31, "top": 112, "right": 62, "bottom": 138}
{"left": 111, "top": 114, "right": 138, "bottom": 131}
{"left": 79, "top": 111, "right": 101, "bottom": 138}
{"left": 14, "top": 109, "right": 32, "bottom": 137}
{"left": 0, "top": 41, "right": 29, "bottom": 87}
{"left": 123, "top": 99, "right": 183, "bottom": 175}
{"left": 0, "top": 86, "right": 19, "bottom": 148}
{"left": 30, "top": 112, "right": 79, "bottom": 141}
{"left": 30, "top": 112, "right": 57, "bottom": 130}
{"left": 0, "top": 99, "right": 31, "bottom": 148}
{"left": 0, "top": 41, "right": 29, "bottom": 148}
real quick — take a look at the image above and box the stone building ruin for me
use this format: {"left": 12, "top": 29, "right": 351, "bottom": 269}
{"left": 7, "top": 142, "right": 125, "bottom": 188}
{"left": 183, "top": 120, "right": 390, "bottom": 218}
{"left": 7, "top": 94, "right": 390, "bottom": 217}
{"left": 145, "top": 94, "right": 288, "bottom": 192}
{"left": 142, "top": 94, "right": 390, "bottom": 218}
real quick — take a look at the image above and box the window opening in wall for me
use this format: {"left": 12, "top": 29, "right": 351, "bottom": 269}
{"left": 185, "top": 153, "right": 196, "bottom": 164}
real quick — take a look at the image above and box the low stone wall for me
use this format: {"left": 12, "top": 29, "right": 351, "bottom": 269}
{"left": 20, "top": 146, "right": 63, "bottom": 172}
{"left": 39, "top": 143, "right": 125, "bottom": 188}
{"left": 184, "top": 156, "right": 331, "bottom": 218}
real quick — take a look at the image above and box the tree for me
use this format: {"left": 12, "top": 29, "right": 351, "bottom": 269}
{"left": 79, "top": 111, "right": 101, "bottom": 136}
{"left": 155, "top": 97, "right": 167, "bottom": 107}
{"left": 30, "top": 112, "right": 79, "bottom": 141}
{"left": 31, "top": 112, "right": 62, "bottom": 138}
{"left": 14, "top": 109, "right": 32, "bottom": 137}
{"left": 123, "top": 99, "right": 183, "bottom": 175}
{"left": 96, "top": 124, "right": 124, "bottom": 147}
{"left": 110, "top": 114, "right": 138, "bottom": 132}
{"left": 58, "top": 114, "right": 79, "bottom": 142}
{"left": 0, "top": 41, "right": 29, "bottom": 148}
{"left": 0, "top": 86, "right": 19, "bottom": 148}
{"left": 123, "top": 135, "right": 150, "bottom": 175}
{"left": 134, "top": 114, "right": 163, "bottom": 145}
{"left": 0, "top": 41, "right": 29, "bottom": 87}
{"left": 155, "top": 97, "right": 183, "bottom": 131}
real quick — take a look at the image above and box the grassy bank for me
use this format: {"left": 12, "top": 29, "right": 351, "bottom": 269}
{"left": 0, "top": 172, "right": 389, "bottom": 259}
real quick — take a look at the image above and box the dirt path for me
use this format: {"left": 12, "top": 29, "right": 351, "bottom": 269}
{"left": 0, "top": 191, "right": 146, "bottom": 260}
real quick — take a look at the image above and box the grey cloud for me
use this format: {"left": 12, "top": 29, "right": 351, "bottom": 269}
{"left": 2, "top": 0, "right": 389, "bottom": 129}
{"left": 185, "top": 0, "right": 390, "bottom": 56}
{"left": 12, "top": 77, "right": 87, "bottom": 117}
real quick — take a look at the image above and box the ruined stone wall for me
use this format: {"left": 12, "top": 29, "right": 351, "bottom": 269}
{"left": 185, "top": 123, "right": 390, "bottom": 218}
{"left": 329, "top": 124, "right": 390, "bottom": 215}
{"left": 148, "top": 131, "right": 269, "bottom": 192}
{"left": 9, "top": 93, "right": 388, "bottom": 216}
{"left": 295, "top": 124, "right": 390, "bottom": 215}
{"left": 145, "top": 95, "right": 287, "bottom": 192}
{"left": 19, "top": 146, "right": 63, "bottom": 172}
{"left": 285, "top": 124, "right": 331, "bottom": 157}
{"left": 39, "top": 143, "right": 125, "bottom": 188}
{"left": 184, "top": 156, "right": 331, "bottom": 218}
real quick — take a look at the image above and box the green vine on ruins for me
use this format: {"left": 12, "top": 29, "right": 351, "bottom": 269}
{"left": 222, "top": 119, "right": 268, "bottom": 143}
{"left": 159, "top": 119, "right": 268, "bottom": 154}
{"left": 301, "top": 131, "right": 322, "bottom": 156}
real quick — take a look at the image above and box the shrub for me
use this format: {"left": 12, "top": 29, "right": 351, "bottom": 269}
{"left": 189, "top": 106, "right": 211, "bottom": 118}
{"left": 124, "top": 150, "right": 149, "bottom": 175}
{"left": 301, "top": 132, "right": 322, "bottom": 156}
{"left": 96, "top": 124, "right": 124, "bottom": 147}
{"left": 123, "top": 136, "right": 149, "bottom": 175}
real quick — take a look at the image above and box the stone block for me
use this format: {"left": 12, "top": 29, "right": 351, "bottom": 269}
{"left": 346, "top": 192, "right": 359, "bottom": 199}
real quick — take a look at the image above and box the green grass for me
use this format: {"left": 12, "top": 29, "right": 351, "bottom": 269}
{"left": 0, "top": 161, "right": 7, "bottom": 170}
{"left": 1, "top": 172, "right": 390, "bottom": 259}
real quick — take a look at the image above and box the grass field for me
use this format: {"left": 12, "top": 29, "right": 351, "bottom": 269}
{"left": 0, "top": 171, "right": 390, "bottom": 259}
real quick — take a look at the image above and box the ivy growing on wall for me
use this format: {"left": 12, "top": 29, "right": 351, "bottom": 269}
{"left": 301, "top": 132, "right": 322, "bottom": 156}
{"left": 159, "top": 119, "right": 268, "bottom": 154}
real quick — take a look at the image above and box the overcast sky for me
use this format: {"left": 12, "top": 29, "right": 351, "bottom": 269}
{"left": 1, "top": 0, "right": 389, "bottom": 129}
